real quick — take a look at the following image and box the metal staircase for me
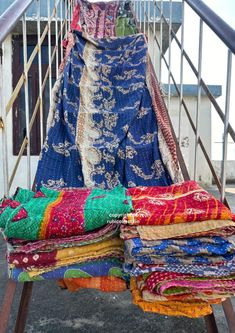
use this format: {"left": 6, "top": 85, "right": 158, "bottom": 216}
{"left": 0, "top": 1, "right": 234, "bottom": 332}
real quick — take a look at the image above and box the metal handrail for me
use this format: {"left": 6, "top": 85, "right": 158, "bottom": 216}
{"left": 185, "top": 0, "right": 235, "bottom": 54}
{"left": 0, "top": 0, "right": 34, "bottom": 45}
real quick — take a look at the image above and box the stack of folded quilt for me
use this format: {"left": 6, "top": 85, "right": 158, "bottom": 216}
{"left": 120, "top": 180, "right": 235, "bottom": 317}
{"left": 0, "top": 185, "right": 132, "bottom": 292}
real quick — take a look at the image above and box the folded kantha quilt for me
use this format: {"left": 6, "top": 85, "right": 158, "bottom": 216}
{"left": 145, "top": 271, "right": 235, "bottom": 297}
{"left": 120, "top": 220, "right": 235, "bottom": 240}
{"left": 136, "top": 275, "right": 226, "bottom": 302}
{"left": 8, "top": 223, "right": 119, "bottom": 253}
{"left": 124, "top": 181, "right": 234, "bottom": 225}
{"left": 125, "top": 236, "right": 235, "bottom": 257}
{"left": 0, "top": 185, "right": 131, "bottom": 240}
{"left": 125, "top": 260, "right": 235, "bottom": 277}
{"left": 130, "top": 278, "right": 212, "bottom": 318}
{"left": 8, "top": 258, "right": 125, "bottom": 282}
{"left": 9, "top": 238, "right": 124, "bottom": 275}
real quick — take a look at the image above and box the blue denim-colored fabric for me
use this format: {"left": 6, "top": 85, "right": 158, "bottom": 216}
{"left": 35, "top": 32, "right": 172, "bottom": 190}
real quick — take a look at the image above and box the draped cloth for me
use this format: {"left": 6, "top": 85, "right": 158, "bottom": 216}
{"left": 35, "top": 32, "right": 175, "bottom": 190}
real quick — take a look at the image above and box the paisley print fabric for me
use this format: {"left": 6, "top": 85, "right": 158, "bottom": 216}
{"left": 124, "top": 181, "right": 235, "bottom": 225}
{"left": 35, "top": 32, "right": 172, "bottom": 190}
{"left": 8, "top": 258, "right": 125, "bottom": 282}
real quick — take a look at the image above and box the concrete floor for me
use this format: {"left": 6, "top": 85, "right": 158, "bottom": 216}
{"left": 0, "top": 186, "right": 234, "bottom": 333}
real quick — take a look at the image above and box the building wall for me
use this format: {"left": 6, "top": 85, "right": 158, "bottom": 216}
{"left": 168, "top": 95, "right": 212, "bottom": 185}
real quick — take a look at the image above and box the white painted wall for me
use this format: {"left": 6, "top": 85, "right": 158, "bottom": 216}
{"left": 168, "top": 95, "right": 213, "bottom": 186}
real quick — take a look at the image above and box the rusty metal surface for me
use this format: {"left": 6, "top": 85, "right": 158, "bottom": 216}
{"left": 14, "top": 282, "right": 33, "bottom": 333}
{"left": 0, "top": 279, "right": 17, "bottom": 333}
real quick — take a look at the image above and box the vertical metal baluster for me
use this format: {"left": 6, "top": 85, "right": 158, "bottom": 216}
{"left": 159, "top": 0, "right": 163, "bottom": 84}
{"left": 140, "top": 0, "right": 142, "bottom": 32}
{"left": 221, "top": 50, "right": 232, "bottom": 202}
{"left": 194, "top": 19, "right": 203, "bottom": 180}
{"left": 167, "top": 0, "right": 172, "bottom": 112}
{"left": 0, "top": 42, "right": 9, "bottom": 196}
{"left": 68, "top": 0, "right": 71, "bottom": 31}
{"left": 143, "top": 0, "right": 146, "bottom": 35}
{"left": 134, "top": 0, "right": 136, "bottom": 15}
{"left": 47, "top": 0, "right": 52, "bottom": 108}
{"left": 153, "top": 0, "right": 156, "bottom": 72}
{"left": 22, "top": 13, "right": 31, "bottom": 189}
{"left": 178, "top": 0, "right": 185, "bottom": 143}
{"left": 70, "top": 0, "right": 73, "bottom": 27}
{"left": 55, "top": 1, "right": 59, "bottom": 79}
{"left": 60, "top": 0, "right": 63, "bottom": 63}
{"left": 65, "top": 0, "right": 68, "bottom": 37}
{"left": 37, "top": 0, "right": 44, "bottom": 147}
{"left": 148, "top": 0, "right": 150, "bottom": 45}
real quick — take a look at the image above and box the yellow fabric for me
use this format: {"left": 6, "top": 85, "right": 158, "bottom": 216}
{"left": 136, "top": 219, "right": 235, "bottom": 240}
{"left": 55, "top": 237, "right": 123, "bottom": 260}
{"left": 26, "top": 238, "right": 124, "bottom": 277}
{"left": 130, "top": 278, "right": 213, "bottom": 318}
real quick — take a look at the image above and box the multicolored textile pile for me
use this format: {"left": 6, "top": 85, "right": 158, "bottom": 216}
{"left": 0, "top": 186, "right": 131, "bottom": 292}
{"left": 120, "top": 180, "right": 235, "bottom": 317}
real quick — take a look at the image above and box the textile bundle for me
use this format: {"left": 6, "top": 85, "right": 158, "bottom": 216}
{"left": 121, "top": 180, "right": 235, "bottom": 317}
{"left": 0, "top": 186, "right": 131, "bottom": 292}
{"left": 35, "top": 0, "right": 183, "bottom": 191}
{"left": 1, "top": 0, "right": 235, "bottom": 319}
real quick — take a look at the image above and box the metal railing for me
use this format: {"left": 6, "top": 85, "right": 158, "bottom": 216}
{"left": 0, "top": 0, "right": 234, "bottom": 332}
{"left": 0, "top": 0, "right": 74, "bottom": 196}
{"left": 132, "top": 0, "right": 235, "bottom": 208}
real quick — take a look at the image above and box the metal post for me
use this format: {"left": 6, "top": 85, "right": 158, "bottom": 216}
{"left": 47, "top": 0, "right": 52, "bottom": 108}
{"left": 159, "top": 0, "right": 163, "bottom": 84}
{"left": 143, "top": 0, "right": 146, "bottom": 35}
{"left": 221, "top": 49, "right": 232, "bottom": 202}
{"left": 60, "top": 0, "right": 63, "bottom": 62}
{"left": 178, "top": 0, "right": 185, "bottom": 144}
{"left": 140, "top": 0, "right": 142, "bottom": 32}
{"left": 167, "top": 0, "right": 173, "bottom": 112}
{"left": 0, "top": 42, "right": 9, "bottom": 196}
{"left": 194, "top": 18, "right": 203, "bottom": 181}
{"left": 153, "top": 0, "right": 156, "bottom": 72}
{"left": 55, "top": 1, "right": 59, "bottom": 79}
{"left": 22, "top": 13, "right": 31, "bottom": 189}
{"left": 37, "top": 0, "right": 43, "bottom": 147}
{"left": 65, "top": 0, "right": 68, "bottom": 36}
{"left": 148, "top": 0, "right": 150, "bottom": 44}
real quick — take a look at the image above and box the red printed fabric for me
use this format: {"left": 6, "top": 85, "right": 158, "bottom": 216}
{"left": 41, "top": 189, "right": 91, "bottom": 240}
{"left": 78, "top": 0, "right": 119, "bottom": 38}
{"left": 125, "top": 181, "right": 235, "bottom": 225}
{"left": 8, "top": 251, "right": 57, "bottom": 269}
{"left": 71, "top": 3, "right": 81, "bottom": 31}
{"left": 145, "top": 271, "right": 235, "bottom": 297}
